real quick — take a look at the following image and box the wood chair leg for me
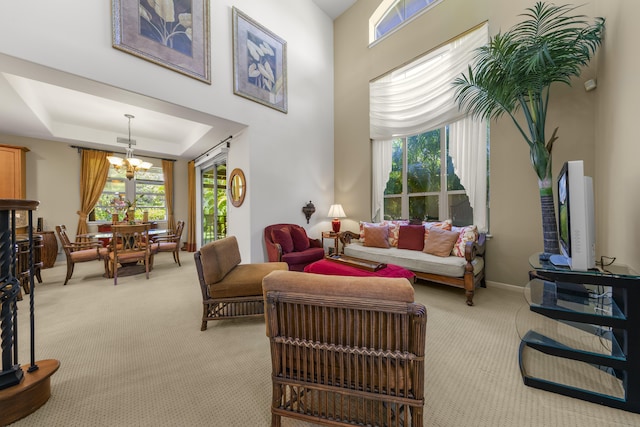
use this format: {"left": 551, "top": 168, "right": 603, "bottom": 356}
{"left": 201, "top": 305, "right": 209, "bottom": 331}
{"left": 64, "top": 260, "right": 74, "bottom": 285}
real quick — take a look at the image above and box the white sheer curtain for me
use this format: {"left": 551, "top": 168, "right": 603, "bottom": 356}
{"left": 450, "top": 118, "right": 487, "bottom": 230}
{"left": 369, "top": 23, "right": 488, "bottom": 230}
{"left": 371, "top": 139, "right": 394, "bottom": 222}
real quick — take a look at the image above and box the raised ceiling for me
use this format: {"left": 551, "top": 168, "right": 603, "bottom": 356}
{"left": 0, "top": 1, "right": 355, "bottom": 160}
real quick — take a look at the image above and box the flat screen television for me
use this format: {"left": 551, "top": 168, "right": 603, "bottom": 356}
{"left": 549, "top": 160, "right": 596, "bottom": 271}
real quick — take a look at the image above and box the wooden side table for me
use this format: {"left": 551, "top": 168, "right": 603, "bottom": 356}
{"left": 321, "top": 231, "right": 341, "bottom": 255}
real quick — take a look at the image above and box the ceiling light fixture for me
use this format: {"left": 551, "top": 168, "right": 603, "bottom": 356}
{"left": 107, "top": 114, "right": 152, "bottom": 180}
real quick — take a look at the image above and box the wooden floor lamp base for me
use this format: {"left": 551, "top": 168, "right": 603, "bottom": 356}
{"left": 0, "top": 359, "right": 60, "bottom": 427}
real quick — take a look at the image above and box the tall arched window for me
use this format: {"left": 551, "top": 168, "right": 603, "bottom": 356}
{"left": 369, "top": 23, "right": 489, "bottom": 231}
{"left": 369, "top": 0, "right": 444, "bottom": 43}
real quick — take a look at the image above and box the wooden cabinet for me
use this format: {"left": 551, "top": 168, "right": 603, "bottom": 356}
{"left": 0, "top": 144, "right": 29, "bottom": 199}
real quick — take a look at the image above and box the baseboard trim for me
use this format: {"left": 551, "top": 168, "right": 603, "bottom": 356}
{"left": 485, "top": 280, "right": 523, "bottom": 292}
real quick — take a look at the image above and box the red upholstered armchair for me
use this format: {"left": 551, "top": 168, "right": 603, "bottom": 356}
{"left": 264, "top": 223, "right": 324, "bottom": 271}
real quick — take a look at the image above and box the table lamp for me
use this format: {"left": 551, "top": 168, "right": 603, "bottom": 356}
{"left": 327, "top": 204, "right": 346, "bottom": 233}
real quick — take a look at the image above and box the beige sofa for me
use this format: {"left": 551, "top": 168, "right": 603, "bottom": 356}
{"left": 340, "top": 221, "right": 486, "bottom": 305}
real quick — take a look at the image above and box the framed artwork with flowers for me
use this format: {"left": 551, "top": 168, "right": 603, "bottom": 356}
{"left": 232, "top": 7, "right": 287, "bottom": 113}
{"left": 112, "top": 0, "right": 211, "bottom": 84}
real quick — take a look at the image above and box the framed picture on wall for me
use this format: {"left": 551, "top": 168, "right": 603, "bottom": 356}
{"left": 112, "top": 0, "right": 211, "bottom": 84}
{"left": 232, "top": 7, "right": 288, "bottom": 113}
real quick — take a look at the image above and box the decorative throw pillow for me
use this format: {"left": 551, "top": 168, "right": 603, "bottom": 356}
{"left": 451, "top": 225, "right": 479, "bottom": 257}
{"left": 271, "top": 228, "right": 294, "bottom": 254}
{"left": 423, "top": 220, "right": 452, "bottom": 247}
{"left": 359, "top": 221, "right": 378, "bottom": 243}
{"left": 290, "top": 226, "right": 310, "bottom": 252}
{"left": 384, "top": 220, "right": 409, "bottom": 247}
{"left": 397, "top": 225, "right": 425, "bottom": 251}
{"left": 363, "top": 225, "right": 390, "bottom": 248}
{"left": 423, "top": 226, "right": 460, "bottom": 257}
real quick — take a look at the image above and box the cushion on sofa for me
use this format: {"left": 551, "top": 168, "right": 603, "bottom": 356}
{"left": 423, "top": 227, "right": 460, "bottom": 257}
{"left": 358, "top": 221, "right": 378, "bottom": 243}
{"left": 423, "top": 221, "right": 452, "bottom": 247}
{"left": 271, "top": 228, "right": 294, "bottom": 253}
{"left": 363, "top": 225, "right": 390, "bottom": 248}
{"left": 385, "top": 220, "right": 409, "bottom": 247}
{"left": 451, "top": 225, "right": 479, "bottom": 257}
{"left": 344, "top": 241, "right": 484, "bottom": 277}
{"left": 397, "top": 225, "right": 425, "bottom": 251}
{"left": 290, "top": 227, "right": 310, "bottom": 252}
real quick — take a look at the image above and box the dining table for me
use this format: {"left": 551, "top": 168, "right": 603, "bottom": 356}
{"left": 81, "top": 228, "right": 170, "bottom": 276}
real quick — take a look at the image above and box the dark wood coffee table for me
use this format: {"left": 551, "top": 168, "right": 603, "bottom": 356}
{"left": 304, "top": 255, "right": 415, "bottom": 282}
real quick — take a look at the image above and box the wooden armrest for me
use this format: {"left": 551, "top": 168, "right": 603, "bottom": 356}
{"left": 67, "top": 241, "right": 101, "bottom": 250}
{"left": 464, "top": 233, "right": 486, "bottom": 262}
{"left": 339, "top": 231, "right": 360, "bottom": 246}
{"left": 152, "top": 234, "right": 176, "bottom": 242}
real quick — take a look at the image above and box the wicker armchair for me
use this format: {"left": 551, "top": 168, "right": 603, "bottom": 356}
{"left": 263, "top": 270, "right": 427, "bottom": 427}
{"left": 194, "top": 236, "right": 287, "bottom": 331}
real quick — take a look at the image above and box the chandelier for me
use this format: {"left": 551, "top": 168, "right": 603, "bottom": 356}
{"left": 107, "top": 114, "right": 153, "bottom": 180}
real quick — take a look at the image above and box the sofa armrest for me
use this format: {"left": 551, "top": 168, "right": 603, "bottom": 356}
{"left": 464, "top": 232, "right": 486, "bottom": 262}
{"left": 309, "top": 238, "right": 322, "bottom": 248}
{"left": 340, "top": 231, "right": 360, "bottom": 246}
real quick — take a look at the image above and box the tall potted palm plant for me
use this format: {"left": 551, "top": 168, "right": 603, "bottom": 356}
{"left": 453, "top": 2, "right": 604, "bottom": 254}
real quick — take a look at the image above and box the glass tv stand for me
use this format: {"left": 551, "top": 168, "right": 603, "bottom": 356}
{"left": 516, "top": 254, "right": 640, "bottom": 413}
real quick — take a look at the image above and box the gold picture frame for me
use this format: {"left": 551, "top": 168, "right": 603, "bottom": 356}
{"left": 112, "top": 0, "right": 211, "bottom": 84}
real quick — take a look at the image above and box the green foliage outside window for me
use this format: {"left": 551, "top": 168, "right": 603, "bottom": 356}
{"left": 202, "top": 165, "right": 227, "bottom": 244}
{"left": 383, "top": 128, "right": 471, "bottom": 223}
{"left": 92, "top": 166, "right": 167, "bottom": 222}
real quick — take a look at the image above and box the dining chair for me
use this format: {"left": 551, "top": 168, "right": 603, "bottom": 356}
{"left": 55, "top": 225, "right": 109, "bottom": 285}
{"left": 108, "top": 223, "right": 151, "bottom": 285}
{"left": 150, "top": 220, "right": 184, "bottom": 266}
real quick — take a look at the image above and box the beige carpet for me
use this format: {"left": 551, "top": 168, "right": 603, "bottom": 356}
{"left": 9, "top": 254, "right": 640, "bottom": 426}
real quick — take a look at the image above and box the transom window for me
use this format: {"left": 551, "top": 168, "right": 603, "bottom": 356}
{"left": 370, "top": 0, "right": 443, "bottom": 43}
{"left": 383, "top": 127, "right": 472, "bottom": 225}
{"left": 91, "top": 166, "right": 167, "bottom": 222}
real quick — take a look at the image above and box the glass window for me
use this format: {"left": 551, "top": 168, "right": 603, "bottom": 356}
{"left": 383, "top": 127, "right": 473, "bottom": 225}
{"left": 201, "top": 163, "right": 227, "bottom": 244}
{"left": 372, "top": 0, "right": 443, "bottom": 42}
{"left": 91, "top": 165, "right": 166, "bottom": 222}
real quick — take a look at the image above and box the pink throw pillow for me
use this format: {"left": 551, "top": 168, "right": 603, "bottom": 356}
{"left": 290, "top": 227, "right": 310, "bottom": 252}
{"left": 423, "top": 221, "right": 452, "bottom": 247}
{"left": 271, "top": 228, "right": 294, "bottom": 253}
{"left": 363, "top": 225, "right": 390, "bottom": 248}
{"left": 397, "top": 225, "right": 425, "bottom": 251}
{"left": 423, "top": 227, "right": 460, "bottom": 257}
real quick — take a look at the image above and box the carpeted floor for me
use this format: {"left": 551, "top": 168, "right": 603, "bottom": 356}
{"left": 9, "top": 254, "right": 640, "bottom": 426}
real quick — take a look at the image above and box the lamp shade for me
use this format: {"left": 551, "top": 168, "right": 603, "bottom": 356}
{"left": 328, "top": 204, "right": 346, "bottom": 233}
{"left": 107, "top": 155, "right": 124, "bottom": 166}
{"left": 327, "top": 204, "right": 346, "bottom": 218}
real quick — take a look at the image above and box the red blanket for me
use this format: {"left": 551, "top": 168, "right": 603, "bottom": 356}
{"left": 304, "top": 259, "right": 415, "bottom": 281}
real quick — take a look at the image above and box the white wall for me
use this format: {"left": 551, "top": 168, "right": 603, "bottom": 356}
{"left": 0, "top": 0, "right": 336, "bottom": 262}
